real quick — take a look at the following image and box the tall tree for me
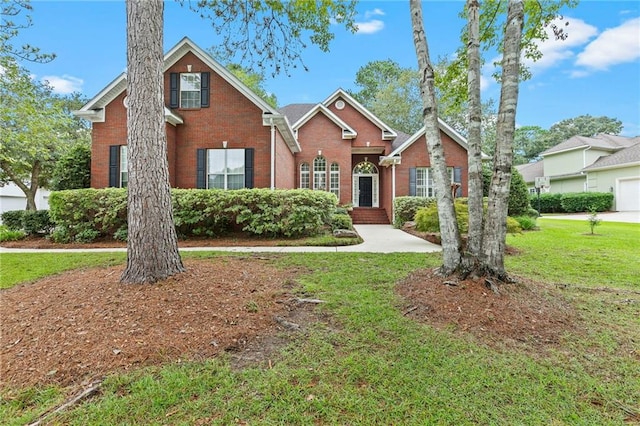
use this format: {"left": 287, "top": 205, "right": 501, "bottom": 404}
{"left": 547, "top": 114, "right": 623, "bottom": 144}
{"left": 121, "top": 0, "right": 184, "bottom": 283}
{"left": 121, "top": 0, "right": 357, "bottom": 283}
{"left": 479, "top": 0, "right": 524, "bottom": 280}
{"left": 0, "top": 0, "right": 54, "bottom": 65}
{"left": 410, "top": 0, "right": 463, "bottom": 275}
{"left": 0, "top": 59, "right": 74, "bottom": 210}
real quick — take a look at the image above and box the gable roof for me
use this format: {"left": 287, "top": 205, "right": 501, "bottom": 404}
{"left": 282, "top": 103, "right": 357, "bottom": 139}
{"left": 542, "top": 134, "right": 640, "bottom": 156}
{"left": 582, "top": 142, "right": 640, "bottom": 172}
{"left": 322, "top": 89, "right": 398, "bottom": 140}
{"left": 75, "top": 37, "right": 299, "bottom": 152}
{"left": 384, "top": 120, "right": 476, "bottom": 158}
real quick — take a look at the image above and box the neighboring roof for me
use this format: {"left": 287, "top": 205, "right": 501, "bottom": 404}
{"left": 515, "top": 160, "right": 544, "bottom": 183}
{"left": 75, "top": 37, "right": 300, "bottom": 152}
{"left": 583, "top": 142, "right": 640, "bottom": 172}
{"left": 542, "top": 134, "right": 640, "bottom": 156}
{"left": 322, "top": 89, "right": 398, "bottom": 140}
{"left": 282, "top": 103, "right": 357, "bottom": 139}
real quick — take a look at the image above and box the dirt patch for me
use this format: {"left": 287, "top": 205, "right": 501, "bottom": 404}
{"left": 396, "top": 269, "right": 582, "bottom": 349}
{"left": 0, "top": 257, "right": 316, "bottom": 389}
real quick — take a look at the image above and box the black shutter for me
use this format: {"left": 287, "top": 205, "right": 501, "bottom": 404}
{"left": 245, "top": 148, "right": 254, "bottom": 189}
{"left": 196, "top": 149, "right": 206, "bottom": 189}
{"left": 454, "top": 167, "right": 462, "bottom": 197}
{"left": 169, "top": 73, "right": 179, "bottom": 108}
{"left": 109, "top": 145, "right": 120, "bottom": 187}
{"left": 200, "top": 72, "right": 210, "bottom": 108}
{"left": 409, "top": 167, "right": 416, "bottom": 196}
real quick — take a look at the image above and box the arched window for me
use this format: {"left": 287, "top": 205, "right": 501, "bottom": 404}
{"left": 330, "top": 163, "right": 340, "bottom": 198}
{"left": 353, "top": 161, "right": 378, "bottom": 175}
{"left": 300, "top": 163, "right": 310, "bottom": 189}
{"left": 313, "top": 156, "right": 327, "bottom": 190}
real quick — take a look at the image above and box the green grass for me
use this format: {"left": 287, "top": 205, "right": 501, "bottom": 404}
{"left": 0, "top": 252, "right": 126, "bottom": 289}
{"left": 1, "top": 224, "right": 639, "bottom": 424}
{"left": 506, "top": 219, "right": 640, "bottom": 289}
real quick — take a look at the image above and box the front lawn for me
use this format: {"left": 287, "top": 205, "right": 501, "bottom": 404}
{"left": 1, "top": 219, "right": 638, "bottom": 424}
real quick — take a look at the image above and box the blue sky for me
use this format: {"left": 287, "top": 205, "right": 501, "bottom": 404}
{"left": 13, "top": 0, "right": 640, "bottom": 135}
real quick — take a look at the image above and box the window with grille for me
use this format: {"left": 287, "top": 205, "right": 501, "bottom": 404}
{"left": 180, "top": 73, "right": 201, "bottom": 108}
{"left": 330, "top": 163, "right": 340, "bottom": 198}
{"left": 300, "top": 163, "right": 310, "bottom": 189}
{"left": 313, "top": 156, "right": 327, "bottom": 190}
{"left": 207, "top": 149, "right": 245, "bottom": 189}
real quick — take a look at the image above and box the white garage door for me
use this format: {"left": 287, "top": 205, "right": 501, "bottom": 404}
{"left": 617, "top": 178, "right": 640, "bottom": 211}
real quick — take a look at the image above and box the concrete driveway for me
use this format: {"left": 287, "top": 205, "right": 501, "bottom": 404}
{"left": 541, "top": 211, "right": 640, "bottom": 224}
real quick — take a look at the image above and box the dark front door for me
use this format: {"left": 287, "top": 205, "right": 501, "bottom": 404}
{"left": 359, "top": 176, "right": 373, "bottom": 207}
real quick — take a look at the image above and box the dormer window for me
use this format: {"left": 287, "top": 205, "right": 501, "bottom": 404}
{"left": 169, "top": 72, "right": 210, "bottom": 109}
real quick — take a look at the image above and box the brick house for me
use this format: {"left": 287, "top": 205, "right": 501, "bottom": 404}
{"left": 76, "top": 37, "right": 471, "bottom": 224}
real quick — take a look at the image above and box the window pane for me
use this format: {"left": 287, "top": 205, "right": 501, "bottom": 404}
{"left": 208, "top": 150, "right": 225, "bottom": 175}
{"left": 120, "top": 146, "right": 128, "bottom": 188}
{"left": 330, "top": 163, "right": 339, "bottom": 197}
{"left": 206, "top": 148, "right": 245, "bottom": 190}
{"left": 300, "top": 163, "right": 310, "bottom": 189}
{"left": 226, "top": 149, "right": 245, "bottom": 174}
{"left": 227, "top": 174, "right": 244, "bottom": 190}
{"left": 180, "top": 73, "right": 201, "bottom": 108}
{"left": 209, "top": 174, "right": 224, "bottom": 189}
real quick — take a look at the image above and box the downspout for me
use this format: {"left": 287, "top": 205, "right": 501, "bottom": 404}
{"left": 270, "top": 118, "right": 275, "bottom": 190}
{"left": 391, "top": 161, "right": 397, "bottom": 224}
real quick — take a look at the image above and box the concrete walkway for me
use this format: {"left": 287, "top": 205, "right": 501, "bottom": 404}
{"left": 0, "top": 225, "right": 442, "bottom": 254}
{"left": 541, "top": 211, "right": 640, "bottom": 224}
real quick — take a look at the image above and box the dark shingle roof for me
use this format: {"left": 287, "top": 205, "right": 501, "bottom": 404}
{"left": 278, "top": 104, "right": 316, "bottom": 125}
{"left": 515, "top": 161, "right": 544, "bottom": 183}
{"left": 583, "top": 142, "right": 640, "bottom": 171}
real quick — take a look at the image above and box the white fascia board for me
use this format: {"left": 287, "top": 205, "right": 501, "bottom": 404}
{"left": 322, "top": 89, "right": 397, "bottom": 140}
{"left": 293, "top": 104, "right": 357, "bottom": 139}
{"left": 74, "top": 72, "right": 127, "bottom": 122}
{"left": 263, "top": 113, "right": 301, "bottom": 153}
{"left": 583, "top": 161, "right": 640, "bottom": 173}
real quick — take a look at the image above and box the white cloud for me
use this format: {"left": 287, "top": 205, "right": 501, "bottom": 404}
{"left": 41, "top": 74, "right": 84, "bottom": 94}
{"left": 523, "top": 17, "right": 598, "bottom": 72}
{"left": 355, "top": 19, "right": 384, "bottom": 35}
{"left": 364, "top": 8, "right": 385, "bottom": 19}
{"left": 575, "top": 17, "right": 640, "bottom": 71}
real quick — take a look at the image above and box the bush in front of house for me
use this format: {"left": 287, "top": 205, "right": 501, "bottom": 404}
{"left": 414, "top": 200, "right": 470, "bottom": 233}
{"left": 49, "top": 188, "right": 337, "bottom": 242}
{"left": 393, "top": 196, "right": 436, "bottom": 227}
{"left": 560, "top": 192, "right": 613, "bottom": 213}
{"left": 530, "top": 192, "right": 564, "bottom": 213}
{"left": 508, "top": 168, "right": 531, "bottom": 216}
{"left": 0, "top": 210, "right": 53, "bottom": 235}
{"left": 330, "top": 212, "right": 353, "bottom": 231}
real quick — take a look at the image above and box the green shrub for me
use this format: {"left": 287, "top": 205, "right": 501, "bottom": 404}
{"left": 393, "top": 196, "right": 436, "bottom": 227}
{"left": 530, "top": 192, "right": 564, "bottom": 213}
{"left": 0, "top": 225, "right": 25, "bottom": 242}
{"left": 50, "top": 142, "right": 91, "bottom": 190}
{"left": 331, "top": 213, "right": 353, "bottom": 231}
{"left": 0, "top": 210, "right": 53, "bottom": 235}
{"left": 560, "top": 192, "right": 613, "bottom": 213}
{"left": 506, "top": 216, "right": 522, "bottom": 234}
{"left": 49, "top": 188, "right": 337, "bottom": 242}
{"left": 415, "top": 201, "right": 469, "bottom": 233}
{"left": 22, "top": 210, "right": 53, "bottom": 235}
{"left": 508, "top": 168, "right": 531, "bottom": 216}
{"left": 1, "top": 210, "right": 24, "bottom": 231}
{"left": 525, "top": 207, "right": 539, "bottom": 218}
{"left": 514, "top": 215, "right": 537, "bottom": 230}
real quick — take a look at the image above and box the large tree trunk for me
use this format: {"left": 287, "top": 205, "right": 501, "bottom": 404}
{"left": 410, "top": 0, "right": 463, "bottom": 275}
{"left": 0, "top": 159, "right": 38, "bottom": 210}
{"left": 463, "top": 0, "right": 484, "bottom": 268}
{"left": 121, "top": 0, "right": 184, "bottom": 284}
{"left": 480, "top": 0, "right": 524, "bottom": 280}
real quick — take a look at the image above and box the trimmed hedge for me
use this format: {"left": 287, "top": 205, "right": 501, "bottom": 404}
{"left": 560, "top": 192, "right": 613, "bottom": 213}
{"left": 393, "top": 196, "right": 436, "bottom": 227}
{"left": 49, "top": 188, "right": 337, "bottom": 243}
{"left": 0, "top": 210, "right": 53, "bottom": 235}
{"left": 530, "top": 192, "right": 613, "bottom": 213}
{"left": 414, "top": 200, "right": 522, "bottom": 234}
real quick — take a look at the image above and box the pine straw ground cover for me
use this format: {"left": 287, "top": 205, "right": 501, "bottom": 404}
{"left": 1, "top": 222, "right": 639, "bottom": 424}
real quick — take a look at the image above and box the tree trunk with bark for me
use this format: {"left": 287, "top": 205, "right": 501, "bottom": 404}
{"left": 480, "top": 0, "right": 524, "bottom": 280}
{"left": 410, "top": 0, "right": 463, "bottom": 275}
{"left": 0, "top": 159, "right": 39, "bottom": 210}
{"left": 463, "top": 0, "right": 484, "bottom": 267}
{"left": 121, "top": 0, "right": 184, "bottom": 284}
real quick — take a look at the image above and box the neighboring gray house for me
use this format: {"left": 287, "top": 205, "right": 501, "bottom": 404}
{"left": 516, "top": 134, "right": 640, "bottom": 211}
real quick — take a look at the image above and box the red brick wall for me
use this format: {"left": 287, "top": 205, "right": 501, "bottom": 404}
{"left": 394, "top": 132, "right": 469, "bottom": 197}
{"left": 91, "top": 92, "right": 128, "bottom": 188}
{"left": 296, "top": 112, "right": 353, "bottom": 205}
{"left": 274, "top": 130, "right": 296, "bottom": 188}
{"left": 91, "top": 51, "right": 297, "bottom": 189}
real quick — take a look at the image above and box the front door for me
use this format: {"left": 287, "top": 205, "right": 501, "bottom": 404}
{"left": 359, "top": 176, "right": 373, "bottom": 207}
